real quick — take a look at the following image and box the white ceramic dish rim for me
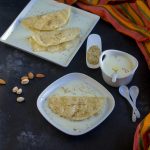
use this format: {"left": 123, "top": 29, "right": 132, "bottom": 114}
{"left": 99, "top": 49, "right": 139, "bottom": 79}
{"left": 37, "top": 73, "right": 115, "bottom": 136}
{"left": 86, "top": 34, "right": 102, "bottom": 69}
{"left": 0, "top": 0, "right": 100, "bottom": 67}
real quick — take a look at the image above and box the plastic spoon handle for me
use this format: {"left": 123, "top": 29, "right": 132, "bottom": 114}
{"left": 112, "top": 73, "right": 118, "bottom": 83}
{"left": 132, "top": 108, "right": 137, "bottom": 122}
{"left": 119, "top": 86, "right": 140, "bottom": 119}
{"left": 129, "top": 86, "right": 140, "bottom": 121}
{"left": 123, "top": 94, "right": 140, "bottom": 118}
{"left": 130, "top": 86, "right": 137, "bottom": 122}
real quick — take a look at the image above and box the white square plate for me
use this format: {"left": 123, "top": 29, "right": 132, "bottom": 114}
{"left": 37, "top": 73, "right": 115, "bottom": 135}
{"left": 0, "top": 0, "right": 100, "bottom": 67}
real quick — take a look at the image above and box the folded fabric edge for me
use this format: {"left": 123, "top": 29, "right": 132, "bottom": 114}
{"left": 136, "top": 41, "right": 150, "bottom": 70}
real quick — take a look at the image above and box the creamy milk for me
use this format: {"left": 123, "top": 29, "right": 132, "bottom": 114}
{"left": 102, "top": 55, "right": 133, "bottom": 78}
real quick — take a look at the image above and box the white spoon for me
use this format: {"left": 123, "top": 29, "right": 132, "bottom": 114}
{"left": 129, "top": 86, "right": 140, "bottom": 122}
{"left": 112, "top": 72, "right": 118, "bottom": 83}
{"left": 119, "top": 85, "right": 140, "bottom": 119}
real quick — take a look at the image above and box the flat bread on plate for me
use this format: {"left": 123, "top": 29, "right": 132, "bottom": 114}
{"left": 31, "top": 28, "right": 80, "bottom": 47}
{"left": 21, "top": 8, "right": 71, "bottom": 31}
{"left": 48, "top": 96, "right": 106, "bottom": 121}
{"left": 28, "top": 36, "right": 80, "bottom": 52}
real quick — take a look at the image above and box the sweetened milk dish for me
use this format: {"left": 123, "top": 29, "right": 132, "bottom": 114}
{"left": 102, "top": 55, "right": 134, "bottom": 78}
{"left": 100, "top": 50, "right": 138, "bottom": 87}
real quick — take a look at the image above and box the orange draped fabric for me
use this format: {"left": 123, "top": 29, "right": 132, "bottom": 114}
{"left": 57, "top": 0, "right": 150, "bottom": 69}
{"left": 133, "top": 113, "right": 150, "bottom": 150}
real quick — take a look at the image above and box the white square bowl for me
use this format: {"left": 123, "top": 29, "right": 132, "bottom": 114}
{"left": 0, "top": 0, "right": 100, "bottom": 67}
{"left": 37, "top": 73, "right": 115, "bottom": 135}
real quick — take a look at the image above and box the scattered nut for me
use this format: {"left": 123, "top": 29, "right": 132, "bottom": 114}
{"left": 28, "top": 72, "right": 34, "bottom": 79}
{"left": 21, "top": 78, "right": 29, "bottom": 85}
{"left": 12, "top": 86, "right": 18, "bottom": 93}
{"left": 21, "top": 76, "right": 28, "bottom": 80}
{"left": 0, "top": 79, "right": 6, "bottom": 85}
{"left": 36, "top": 73, "right": 45, "bottom": 78}
{"left": 16, "top": 88, "right": 22, "bottom": 94}
{"left": 16, "top": 97, "right": 25, "bottom": 103}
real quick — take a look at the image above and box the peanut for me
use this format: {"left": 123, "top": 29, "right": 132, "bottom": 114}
{"left": 36, "top": 73, "right": 45, "bottom": 78}
{"left": 16, "top": 88, "right": 22, "bottom": 95}
{"left": 16, "top": 97, "right": 25, "bottom": 103}
{"left": 21, "top": 76, "right": 28, "bottom": 80}
{"left": 21, "top": 78, "right": 29, "bottom": 85}
{"left": 0, "top": 79, "right": 6, "bottom": 85}
{"left": 12, "top": 86, "right": 18, "bottom": 93}
{"left": 28, "top": 72, "right": 34, "bottom": 79}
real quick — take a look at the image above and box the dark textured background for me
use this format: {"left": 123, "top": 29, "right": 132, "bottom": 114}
{"left": 0, "top": 0, "right": 150, "bottom": 150}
